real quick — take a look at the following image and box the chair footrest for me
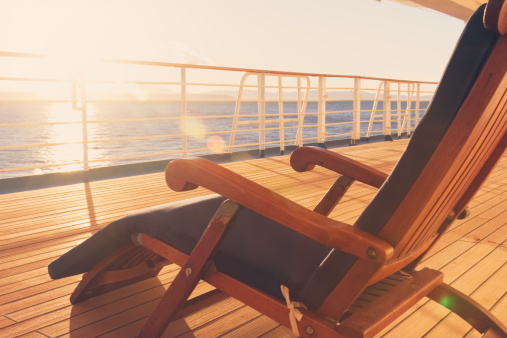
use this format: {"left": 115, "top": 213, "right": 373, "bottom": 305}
{"left": 337, "top": 268, "right": 443, "bottom": 338}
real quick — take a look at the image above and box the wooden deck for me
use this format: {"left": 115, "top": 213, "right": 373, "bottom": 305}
{"left": 0, "top": 139, "right": 506, "bottom": 337}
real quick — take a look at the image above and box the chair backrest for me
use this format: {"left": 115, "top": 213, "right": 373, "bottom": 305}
{"left": 299, "top": 3, "right": 507, "bottom": 315}
{"left": 356, "top": 4, "right": 503, "bottom": 258}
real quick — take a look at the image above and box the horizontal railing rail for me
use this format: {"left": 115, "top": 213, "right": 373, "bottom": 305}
{"left": 0, "top": 51, "right": 437, "bottom": 179}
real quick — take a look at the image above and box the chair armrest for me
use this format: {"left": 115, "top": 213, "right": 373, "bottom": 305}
{"left": 165, "top": 158, "right": 394, "bottom": 264}
{"left": 290, "top": 146, "right": 388, "bottom": 188}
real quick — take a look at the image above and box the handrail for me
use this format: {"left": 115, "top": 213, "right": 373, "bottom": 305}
{"left": 0, "top": 51, "right": 437, "bottom": 179}
{"left": 0, "top": 50, "right": 438, "bottom": 84}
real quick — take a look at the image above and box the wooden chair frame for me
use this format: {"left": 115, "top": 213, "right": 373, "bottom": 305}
{"left": 66, "top": 1, "right": 507, "bottom": 337}
{"left": 71, "top": 135, "right": 507, "bottom": 337}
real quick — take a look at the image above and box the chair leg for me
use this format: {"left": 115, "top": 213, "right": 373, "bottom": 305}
{"left": 137, "top": 200, "right": 243, "bottom": 338}
{"left": 427, "top": 283, "right": 507, "bottom": 336}
{"left": 313, "top": 175, "right": 354, "bottom": 216}
{"left": 457, "top": 207, "right": 471, "bottom": 219}
{"left": 71, "top": 241, "right": 168, "bottom": 304}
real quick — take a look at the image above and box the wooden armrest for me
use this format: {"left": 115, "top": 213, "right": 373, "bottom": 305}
{"left": 485, "top": 0, "right": 507, "bottom": 35}
{"left": 165, "top": 158, "right": 394, "bottom": 264}
{"left": 290, "top": 146, "right": 388, "bottom": 188}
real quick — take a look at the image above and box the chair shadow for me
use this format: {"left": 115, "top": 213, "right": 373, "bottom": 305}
{"left": 68, "top": 276, "right": 192, "bottom": 337}
{"left": 83, "top": 175, "right": 97, "bottom": 228}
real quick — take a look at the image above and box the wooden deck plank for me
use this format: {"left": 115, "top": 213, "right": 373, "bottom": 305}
{"left": 47, "top": 283, "right": 222, "bottom": 338}
{"left": 98, "top": 298, "right": 246, "bottom": 338}
{"left": 381, "top": 243, "right": 507, "bottom": 337}
{"left": 177, "top": 306, "right": 262, "bottom": 338}
{"left": 219, "top": 315, "right": 280, "bottom": 338}
{"left": 425, "top": 261, "right": 507, "bottom": 337}
{"left": 16, "top": 332, "right": 49, "bottom": 338}
{"left": 0, "top": 268, "right": 177, "bottom": 337}
{"left": 0, "top": 316, "right": 16, "bottom": 329}
{"left": 0, "top": 139, "right": 506, "bottom": 337}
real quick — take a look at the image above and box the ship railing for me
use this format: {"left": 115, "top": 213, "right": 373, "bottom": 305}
{"left": 0, "top": 51, "right": 437, "bottom": 179}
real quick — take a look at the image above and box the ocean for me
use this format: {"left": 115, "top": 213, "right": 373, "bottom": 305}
{"left": 0, "top": 100, "right": 427, "bottom": 179}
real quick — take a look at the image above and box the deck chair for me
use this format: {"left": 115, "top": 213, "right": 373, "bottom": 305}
{"left": 48, "top": 1, "right": 507, "bottom": 337}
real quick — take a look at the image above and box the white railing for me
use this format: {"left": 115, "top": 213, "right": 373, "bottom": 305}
{"left": 0, "top": 51, "right": 437, "bottom": 179}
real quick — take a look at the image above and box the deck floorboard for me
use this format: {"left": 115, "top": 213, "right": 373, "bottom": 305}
{"left": 0, "top": 139, "right": 505, "bottom": 337}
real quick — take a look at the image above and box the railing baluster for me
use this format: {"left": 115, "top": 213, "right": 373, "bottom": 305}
{"left": 73, "top": 73, "right": 89, "bottom": 173}
{"left": 317, "top": 76, "right": 327, "bottom": 148}
{"left": 406, "top": 83, "right": 414, "bottom": 136}
{"left": 296, "top": 77, "right": 302, "bottom": 147}
{"left": 397, "top": 82, "right": 402, "bottom": 138}
{"left": 352, "top": 78, "right": 361, "bottom": 145}
{"left": 81, "top": 74, "right": 89, "bottom": 173}
{"left": 366, "top": 81, "right": 384, "bottom": 140}
{"left": 181, "top": 68, "right": 188, "bottom": 157}
{"left": 278, "top": 76, "right": 285, "bottom": 155}
{"left": 295, "top": 76, "right": 310, "bottom": 148}
{"left": 258, "top": 73, "right": 266, "bottom": 157}
{"left": 383, "top": 80, "right": 392, "bottom": 141}
{"left": 415, "top": 82, "right": 421, "bottom": 128}
{"left": 229, "top": 73, "right": 250, "bottom": 154}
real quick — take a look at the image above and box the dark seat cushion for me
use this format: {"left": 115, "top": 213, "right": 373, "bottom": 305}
{"left": 48, "top": 194, "right": 332, "bottom": 300}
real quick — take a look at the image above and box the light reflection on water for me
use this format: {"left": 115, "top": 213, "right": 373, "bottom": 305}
{"left": 31, "top": 104, "right": 83, "bottom": 175}
{"left": 2, "top": 103, "right": 111, "bottom": 177}
{"left": 42, "top": 104, "right": 112, "bottom": 173}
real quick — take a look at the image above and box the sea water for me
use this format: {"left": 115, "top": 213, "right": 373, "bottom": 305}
{"left": 0, "top": 101, "right": 426, "bottom": 179}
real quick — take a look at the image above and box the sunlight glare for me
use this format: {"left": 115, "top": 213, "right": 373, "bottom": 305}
{"left": 206, "top": 135, "right": 226, "bottom": 153}
{"left": 38, "top": 2, "right": 125, "bottom": 80}
{"left": 15, "top": 2, "right": 146, "bottom": 98}
{"left": 181, "top": 118, "right": 207, "bottom": 140}
{"left": 46, "top": 104, "right": 83, "bottom": 171}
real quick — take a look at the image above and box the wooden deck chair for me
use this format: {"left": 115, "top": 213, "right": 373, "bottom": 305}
{"left": 48, "top": 1, "right": 507, "bottom": 337}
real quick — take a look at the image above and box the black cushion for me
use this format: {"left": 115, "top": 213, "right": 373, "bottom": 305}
{"left": 48, "top": 194, "right": 332, "bottom": 300}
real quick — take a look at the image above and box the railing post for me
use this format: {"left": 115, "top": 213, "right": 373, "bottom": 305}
{"left": 296, "top": 77, "right": 302, "bottom": 147}
{"left": 258, "top": 73, "right": 266, "bottom": 158}
{"left": 81, "top": 74, "right": 89, "bottom": 172}
{"left": 352, "top": 78, "right": 361, "bottom": 145}
{"left": 317, "top": 76, "right": 327, "bottom": 148}
{"left": 229, "top": 73, "right": 250, "bottom": 154}
{"left": 181, "top": 68, "right": 188, "bottom": 157}
{"left": 397, "top": 82, "right": 402, "bottom": 138}
{"left": 73, "top": 73, "right": 89, "bottom": 173}
{"left": 415, "top": 82, "right": 421, "bottom": 128}
{"left": 383, "top": 80, "right": 392, "bottom": 141}
{"left": 406, "top": 83, "right": 413, "bottom": 136}
{"left": 295, "top": 76, "right": 310, "bottom": 148}
{"left": 366, "top": 81, "right": 384, "bottom": 140}
{"left": 278, "top": 76, "right": 285, "bottom": 155}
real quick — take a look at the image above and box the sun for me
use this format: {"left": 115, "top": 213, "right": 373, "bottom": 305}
{"left": 14, "top": 3, "right": 134, "bottom": 98}
{"left": 42, "top": 13, "right": 105, "bottom": 76}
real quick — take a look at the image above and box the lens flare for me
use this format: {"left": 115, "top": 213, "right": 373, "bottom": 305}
{"left": 206, "top": 135, "right": 226, "bottom": 153}
{"left": 439, "top": 295, "right": 455, "bottom": 309}
{"left": 231, "top": 152, "right": 254, "bottom": 162}
{"left": 181, "top": 118, "right": 207, "bottom": 140}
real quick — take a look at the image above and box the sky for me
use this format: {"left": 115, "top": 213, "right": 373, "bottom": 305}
{"left": 0, "top": 0, "right": 467, "bottom": 82}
